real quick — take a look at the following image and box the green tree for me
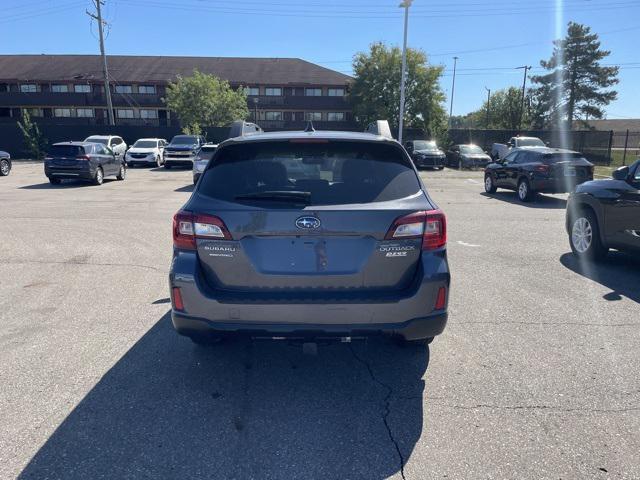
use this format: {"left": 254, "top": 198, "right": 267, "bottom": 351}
{"left": 479, "top": 87, "right": 528, "bottom": 130}
{"left": 17, "top": 110, "right": 48, "bottom": 159}
{"left": 350, "top": 42, "right": 447, "bottom": 137}
{"left": 530, "top": 22, "right": 619, "bottom": 128}
{"left": 164, "top": 70, "right": 249, "bottom": 134}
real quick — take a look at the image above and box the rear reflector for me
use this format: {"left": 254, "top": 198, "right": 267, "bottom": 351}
{"left": 434, "top": 287, "right": 447, "bottom": 310}
{"left": 172, "top": 287, "right": 184, "bottom": 311}
{"left": 386, "top": 209, "right": 447, "bottom": 250}
{"left": 173, "top": 210, "right": 232, "bottom": 250}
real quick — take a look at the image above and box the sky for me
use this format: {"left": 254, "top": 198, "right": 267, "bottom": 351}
{"left": 1, "top": 0, "right": 639, "bottom": 119}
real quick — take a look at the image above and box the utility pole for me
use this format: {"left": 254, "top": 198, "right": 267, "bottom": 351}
{"left": 448, "top": 56, "right": 459, "bottom": 128}
{"left": 87, "top": 0, "right": 115, "bottom": 125}
{"left": 484, "top": 87, "right": 491, "bottom": 129}
{"left": 398, "top": 0, "right": 412, "bottom": 145}
{"left": 516, "top": 65, "right": 531, "bottom": 130}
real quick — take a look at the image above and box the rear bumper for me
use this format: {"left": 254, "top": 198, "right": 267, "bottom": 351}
{"left": 172, "top": 311, "right": 447, "bottom": 340}
{"left": 45, "top": 167, "right": 95, "bottom": 180}
{"left": 169, "top": 250, "right": 450, "bottom": 341}
{"left": 531, "top": 176, "right": 592, "bottom": 193}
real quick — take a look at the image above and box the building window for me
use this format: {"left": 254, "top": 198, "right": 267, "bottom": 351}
{"left": 305, "top": 88, "right": 322, "bottom": 96}
{"left": 115, "top": 85, "right": 133, "bottom": 94}
{"left": 328, "top": 88, "right": 345, "bottom": 97}
{"left": 54, "top": 108, "right": 72, "bottom": 117}
{"left": 74, "top": 84, "right": 91, "bottom": 93}
{"left": 327, "top": 112, "right": 345, "bottom": 122}
{"left": 26, "top": 108, "right": 44, "bottom": 117}
{"left": 265, "top": 87, "right": 282, "bottom": 96}
{"left": 116, "top": 109, "right": 134, "bottom": 119}
{"left": 20, "top": 84, "right": 38, "bottom": 93}
{"left": 305, "top": 112, "right": 322, "bottom": 121}
{"left": 76, "top": 108, "right": 94, "bottom": 118}
{"left": 140, "top": 109, "right": 158, "bottom": 119}
{"left": 265, "top": 111, "right": 282, "bottom": 121}
{"left": 51, "top": 84, "right": 69, "bottom": 93}
{"left": 138, "top": 85, "right": 156, "bottom": 94}
{"left": 0, "top": 84, "right": 8, "bottom": 93}
{"left": 244, "top": 87, "right": 260, "bottom": 96}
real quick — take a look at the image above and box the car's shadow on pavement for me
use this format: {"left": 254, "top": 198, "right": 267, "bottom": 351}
{"left": 480, "top": 191, "right": 567, "bottom": 209}
{"left": 19, "top": 313, "right": 429, "bottom": 479}
{"left": 175, "top": 184, "right": 194, "bottom": 193}
{"left": 19, "top": 180, "right": 116, "bottom": 189}
{"left": 560, "top": 252, "right": 640, "bottom": 303}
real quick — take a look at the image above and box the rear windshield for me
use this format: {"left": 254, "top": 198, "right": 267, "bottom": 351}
{"left": 48, "top": 145, "right": 84, "bottom": 157}
{"left": 198, "top": 141, "right": 421, "bottom": 206}
{"left": 518, "top": 138, "right": 545, "bottom": 147}
{"left": 460, "top": 145, "right": 484, "bottom": 154}
{"left": 85, "top": 137, "right": 108, "bottom": 145}
{"left": 543, "top": 153, "right": 586, "bottom": 163}
{"left": 413, "top": 140, "right": 438, "bottom": 151}
{"left": 171, "top": 136, "right": 197, "bottom": 145}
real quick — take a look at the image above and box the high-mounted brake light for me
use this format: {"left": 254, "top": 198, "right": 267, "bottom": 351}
{"left": 173, "top": 210, "right": 232, "bottom": 249}
{"left": 386, "top": 209, "right": 447, "bottom": 250}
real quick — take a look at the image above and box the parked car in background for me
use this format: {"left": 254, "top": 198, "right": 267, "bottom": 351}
{"left": 446, "top": 144, "right": 492, "bottom": 170}
{"left": 405, "top": 140, "right": 446, "bottom": 170}
{"left": 45, "top": 142, "right": 126, "bottom": 185}
{"left": 491, "top": 136, "right": 546, "bottom": 161}
{"left": 566, "top": 159, "right": 640, "bottom": 259}
{"left": 169, "top": 122, "right": 449, "bottom": 346}
{"left": 484, "top": 147, "right": 594, "bottom": 202}
{"left": 193, "top": 143, "right": 218, "bottom": 184}
{"left": 126, "top": 138, "right": 167, "bottom": 167}
{"left": 164, "top": 135, "right": 206, "bottom": 169}
{"left": 0, "top": 151, "right": 11, "bottom": 176}
{"left": 84, "top": 135, "right": 127, "bottom": 160}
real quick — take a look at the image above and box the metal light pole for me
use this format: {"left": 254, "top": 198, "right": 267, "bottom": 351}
{"left": 448, "top": 56, "right": 459, "bottom": 128}
{"left": 516, "top": 65, "right": 531, "bottom": 130}
{"left": 253, "top": 97, "right": 259, "bottom": 123}
{"left": 397, "top": 0, "right": 412, "bottom": 144}
{"left": 485, "top": 87, "right": 491, "bottom": 129}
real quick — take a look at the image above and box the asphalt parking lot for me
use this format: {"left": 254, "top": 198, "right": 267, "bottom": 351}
{"left": 1, "top": 163, "right": 639, "bottom": 479}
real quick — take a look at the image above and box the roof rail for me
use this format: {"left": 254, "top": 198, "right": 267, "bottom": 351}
{"left": 228, "top": 120, "right": 263, "bottom": 138}
{"left": 365, "top": 120, "right": 393, "bottom": 139}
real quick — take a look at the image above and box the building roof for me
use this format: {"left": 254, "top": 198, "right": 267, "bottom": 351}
{"left": 574, "top": 119, "right": 640, "bottom": 132}
{"left": 0, "top": 54, "right": 353, "bottom": 86}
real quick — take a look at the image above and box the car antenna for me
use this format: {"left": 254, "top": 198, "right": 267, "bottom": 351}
{"left": 304, "top": 121, "right": 315, "bottom": 133}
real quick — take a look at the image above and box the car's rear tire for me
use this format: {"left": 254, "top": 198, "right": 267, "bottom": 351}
{"left": 116, "top": 164, "right": 126, "bottom": 181}
{"left": 569, "top": 209, "right": 608, "bottom": 261}
{"left": 0, "top": 159, "right": 10, "bottom": 176}
{"left": 484, "top": 174, "right": 497, "bottom": 193}
{"left": 517, "top": 178, "right": 533, "bottom": 202}
{"left": 93, "top": 167, "right": 104, "bottom": 185}
{"left": 49, "top": 177, "right": 61, "bottom": 185}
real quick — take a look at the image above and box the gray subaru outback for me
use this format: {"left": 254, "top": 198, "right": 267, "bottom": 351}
{"left": 169, "top": 124, "right": 450, "bottom": 345}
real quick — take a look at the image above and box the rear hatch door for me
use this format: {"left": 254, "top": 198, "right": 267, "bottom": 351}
{"left": 190, "top": 139, "right": 431, "bottom": 293}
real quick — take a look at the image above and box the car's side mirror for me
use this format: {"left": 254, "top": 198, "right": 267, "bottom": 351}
{"left": 612, "top": 166, "right": 629, "bottom": 181}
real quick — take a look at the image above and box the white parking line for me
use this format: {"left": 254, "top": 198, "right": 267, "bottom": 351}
{"left": 466, "top": 178, "right": 481, "bottom": 184}
{"left": 457, "top": 241, "right": 481, "bottom": 247}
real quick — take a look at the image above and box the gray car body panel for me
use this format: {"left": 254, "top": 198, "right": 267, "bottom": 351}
{"left": 169, "top": 130, "right": 450, "bottom": 340}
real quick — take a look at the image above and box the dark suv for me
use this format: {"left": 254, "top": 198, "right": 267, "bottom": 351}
{"left": 45, "top": 142, "right": 126, "bottom": 185}
{"left": 164, "top": 135, "right": 206, "bottom": 169}
{"left": 484, "top": 147, "right": 594, "bottom": 202}
{"left": 169, "top": 125, "right": 450, "bottom": 346}
{"left": 404, "top": 140, "right": 446, "bottom": 169}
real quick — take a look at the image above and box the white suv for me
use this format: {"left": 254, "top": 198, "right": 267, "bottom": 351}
{"left": 126, "top": 138, "right": 168, "bottom": 167}
{"left": 84, "top": 135, "right": 127, "bottom": 160}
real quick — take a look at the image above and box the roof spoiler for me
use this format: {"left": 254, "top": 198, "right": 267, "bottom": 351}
{"left": 365, "top": 120, "right": 393, "bottom": 139}
{"left": 228, "top": 120, "right": 263, "bottom": 138}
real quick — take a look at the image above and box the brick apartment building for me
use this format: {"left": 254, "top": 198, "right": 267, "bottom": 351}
{"left": 0, "top": 55, "right": 354, "bottom": 130}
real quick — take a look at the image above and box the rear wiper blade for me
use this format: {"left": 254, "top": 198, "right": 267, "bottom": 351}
{"left": 235, "top": 190, "right": 311, "bottom": 204}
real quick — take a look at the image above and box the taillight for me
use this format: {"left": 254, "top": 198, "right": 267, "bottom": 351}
{"left": 386, "top": 209, "right": 447, "bottom": 250}
{"left": 534, "top": 164, "right": 550, "bottom": 174}
{"left": 172, "top": 210, "right": 232, "bottom": 250}
{"left": 76, "top": 155, "right": 91, "bottom": 161}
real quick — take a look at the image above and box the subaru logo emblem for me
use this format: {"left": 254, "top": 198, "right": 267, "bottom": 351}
{"left": 295, "top": 216, "right": 321, "bottom": 229}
